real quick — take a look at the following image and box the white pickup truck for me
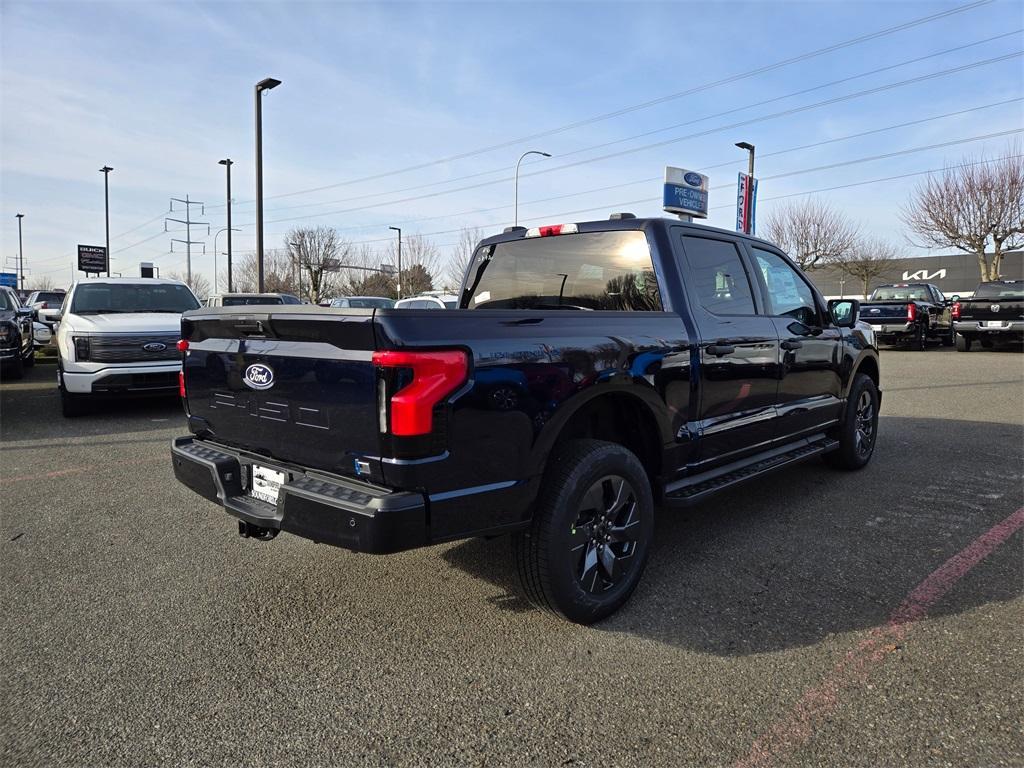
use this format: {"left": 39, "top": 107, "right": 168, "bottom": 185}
{"left": 55, "top": 277, "right": 200, "bottom": 416}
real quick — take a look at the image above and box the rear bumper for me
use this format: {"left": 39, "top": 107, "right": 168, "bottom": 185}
{"left": 866, "top": 322, "right": 913, "bottom": 336}
{"left": 954, "top": 320, "right": 1024, "bottom": 334}
{"left": 171, "top": 436, "right": 429, "bottom": 554}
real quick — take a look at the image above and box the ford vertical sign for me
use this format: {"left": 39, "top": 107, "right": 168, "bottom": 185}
{"left": 736, "top": 173, "right": 758, "bottom": 235}
{"left": 663, "top": 167, "right": 709, "bottom": 219}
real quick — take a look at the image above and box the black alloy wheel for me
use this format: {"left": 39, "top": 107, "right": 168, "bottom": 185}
{"left": 569, "top": 475, "right": 641, "bottom": 594}
{"left": 854, "top": 389, "right": 875, "bottom": 459}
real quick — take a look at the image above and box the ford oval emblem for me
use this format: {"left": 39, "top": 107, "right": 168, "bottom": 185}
{"left": 143, "top": 342, "right": 167, "bottom": 352}
{"left": 683, "top": 172, "right": 703, "bottom": 187}
{"left": 244, "top": 363, "right": 275, "bottom": 390}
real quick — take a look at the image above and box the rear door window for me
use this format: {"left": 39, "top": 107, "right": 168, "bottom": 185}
{"left": 751, "top": 248, "right": 819, "bottom": 326}
{"left": 679, "top": 235, "right": 756, "bottom": 316}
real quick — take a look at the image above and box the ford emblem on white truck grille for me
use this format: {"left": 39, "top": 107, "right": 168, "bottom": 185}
{"left": 244, "top": 363, "right": 275, "bottom": 390}
{"left": 143, "top": 342, "right": 167, "bottom": 352}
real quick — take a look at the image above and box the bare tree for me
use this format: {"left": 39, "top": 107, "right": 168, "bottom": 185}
{"left": 167, "top": 270, "right": 210, "bottom": 300}
{"left": 831, "top": 237, "right": 905, "bottom": 298}
{"left": 220, "top": 250, "right": 295, "bottom": 295}
{"left": 444, "top": 227, "right": 484, "bottom": 291}
{"left": 902, "top": 147, "right": 1024, "bottom": 281}
{"left": 383, "top": 234, "right": 442, "bottom": 298}
{"left": 285, "top": 226, "right": 348, "bottom": 303}
{"left": 764, "top": 198, "right": 859, "bottom": 271}
{"left": 26, "top": 275, "right": 56, "bottom": 291}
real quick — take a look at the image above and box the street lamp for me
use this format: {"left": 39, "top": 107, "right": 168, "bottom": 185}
{"left": 735, "top": 141, "right": 755, "bottom": 179}
{"left": 388, "top": 226, "right": 402, "bottom": 299}
{"left": 213, "top": 227, "right": 240, "bottom": 294}
{"left": 100, "top": 166, "right": 113, "bottom": 276}
{"left": 514, "top": 150, "right": 552, "bottom": 227}
{"left": 255, "top": 77, "right": 281, "bottom": 292}
{"left": 15, "top": 213, "right": 24, "bottom": 291}
{"left": 218, "top": 158, "right": 234, "bottom": 292}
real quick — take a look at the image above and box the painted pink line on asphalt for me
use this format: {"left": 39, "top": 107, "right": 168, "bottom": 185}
{"left": 735, "top": 507, "right": 1024, "bottom": 768}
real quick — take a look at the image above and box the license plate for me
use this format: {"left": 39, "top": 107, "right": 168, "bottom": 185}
{"left": 249, "top": 464, "right": 286, "bottom": 505}
{"left": 984, "top": 321, "right": 1005, "bottom": 328}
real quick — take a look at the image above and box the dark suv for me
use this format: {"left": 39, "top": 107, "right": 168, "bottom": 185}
{"left": 0, "top": 286, "right": 36, "bottom": 378}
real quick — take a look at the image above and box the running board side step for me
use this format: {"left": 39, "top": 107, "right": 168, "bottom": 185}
{"left": 663, "top": 437, "right": 839, "bottom": 506}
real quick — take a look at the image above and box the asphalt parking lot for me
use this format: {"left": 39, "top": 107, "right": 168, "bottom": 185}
{"left": 1, "top": 348, "right": 1021, "bottom": 767}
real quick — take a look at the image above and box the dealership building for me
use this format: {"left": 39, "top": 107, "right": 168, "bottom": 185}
{"left": 807, "top": 250, "right": 1023, "bottom": 299}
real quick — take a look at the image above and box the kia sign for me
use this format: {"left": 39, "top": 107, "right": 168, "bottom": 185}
{"left": 736, "top": 173, "right": 758, "bottom": 235}
{"left": 663, "top": 167, "right": 708, "bottom": 219}
{"left": 77, "top": 244, "right": 107, "bottom": 274}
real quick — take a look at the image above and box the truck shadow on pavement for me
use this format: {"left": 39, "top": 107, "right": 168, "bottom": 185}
{"left": 442, "top": 415, "right": 1023, "bottom": 654}
{"left": 0, "top": 363, "right": 185, "bottom": 442}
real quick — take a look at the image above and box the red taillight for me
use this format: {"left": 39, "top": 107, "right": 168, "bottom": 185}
{"left": 176, "top": 339, "right": 189, "bottom": 352}
{"left": 951, "top": 301, "right": 961, "bottom": 320}
{"left": 40, "top": 302, "right": 48, "bottom": 309}
{"left": 906, "top": 303, "right": 917, "bottom": 322}
{"left": 373, "top": 350, "right": 468, "bottom": 436}
{"left": 178, "top": 370, "right": 186, "bottom": 398}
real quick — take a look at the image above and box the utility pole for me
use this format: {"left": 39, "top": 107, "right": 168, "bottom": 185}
{"left": 389, "top": 226, "right": 402, "bottom": 299}
{"left": 100, "top": 166, "right": 113, "bottom": 276}
{"left": 166, "top": 196, "right": 209, "bottom": 286}
{"left": 218, "top": 158, "right": 234, "bottom": 291}
{"left": 15, "top": 213, "right": 24, "bottom": 291}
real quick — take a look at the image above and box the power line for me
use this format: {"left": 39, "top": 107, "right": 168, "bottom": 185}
{"left": 222, "top": 53, "right": 1021, "bottom": 229}
{"left": 207, "top": 0, "right": 995, "bottom": 208}
{"left": 230, "top": 29, "right": 1024, "bottom": 218}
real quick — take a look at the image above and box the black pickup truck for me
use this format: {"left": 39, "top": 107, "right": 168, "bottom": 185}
{"left": 858, "top": 282, "right": 954, "bottom": 350}
{"left": 171, "top": 217, "right": 881, "bottom": 623}
{"left": 952, "top": 280, "right": 1024, "bottom": 351}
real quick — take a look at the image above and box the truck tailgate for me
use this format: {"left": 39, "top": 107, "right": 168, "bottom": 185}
{"left": 860, "top": 303, "right": 908, "bottom": 322}
{"left": 181, "top": 308, "right": 380, "bottom": 476}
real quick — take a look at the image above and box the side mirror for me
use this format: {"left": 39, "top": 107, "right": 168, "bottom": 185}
{"left": 16, "top": 306, "right": 32, "bottom": 318}
{"left": 827, "top": 299, "right": 860, "bottom": 328}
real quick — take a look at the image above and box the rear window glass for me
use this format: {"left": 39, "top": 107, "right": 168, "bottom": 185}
{"left": 871, "top": 286, "right": 932, "bottom": 301}
{"left": 35, "top": 292, "right": 65, "bottom": 304}
{"left": 342, "top": 298, "right": 394, "bottom": 308}
{"left": 972, "top": 282, "right": 1023, "bottom": 299}
{"left": 463, "top": 231, "right": 662, "bottom": 311}
{"left": 221, "top": 296, "right": 284, "bottom": 306}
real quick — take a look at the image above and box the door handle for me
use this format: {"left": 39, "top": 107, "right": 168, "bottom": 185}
{"left": 705, "top": 344, "right": 735, "bottom": 357}
{"left": 780, "top": 340, "right": 803, "bottom": 350}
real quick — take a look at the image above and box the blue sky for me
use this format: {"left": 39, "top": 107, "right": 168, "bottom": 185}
{"left": 1, "top": 0, "right": 1022, "bottom": 290}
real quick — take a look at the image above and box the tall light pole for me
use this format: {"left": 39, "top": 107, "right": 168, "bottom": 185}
{"left": 218, "top": 158, "right": 234, "bottom": 292}
{"left": 255, "top": 77, "right": 281, "bottom": 292}
{"left": 735, "top": 142, "right": 755, "bottom": 235}
{"left": 388, "top": 226, "right": 402, "bottom": 299}
{"left": 514, "top": 150, "right": 552, "bottom": 227}
{"left": 213, "top": 227, "right": 240, "bottom": 294}
{"left": 15, "top": 214, "right": 24, "bottom": 291}
{"left": 100, "top": 166, "right": 113, "bottom": 276}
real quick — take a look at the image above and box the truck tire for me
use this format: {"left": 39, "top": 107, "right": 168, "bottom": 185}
{"left": 955, "top": 333, "right": 972, "bottom": 352}
{"left": 825, "top": 373, "right": 879, "bottom": 471}
{"left": 513, "top": 439, "right": 654, "bottom": 624}
{"left": 913, "top": 323, "right": 926, "bottom": 351}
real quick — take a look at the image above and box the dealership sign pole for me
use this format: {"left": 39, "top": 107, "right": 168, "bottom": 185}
{"left": 663, "top": 167, "right": 709, "bottom": 221}
{"left": 736, "top": 173, "right": 758, "bottom": 235}
{"left": 77, "top": 244, "right": 107, "bottom": 276}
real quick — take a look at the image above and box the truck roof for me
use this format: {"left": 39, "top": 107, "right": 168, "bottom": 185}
{"left": 477, "top": 216, "right": 781, "bottom": 250}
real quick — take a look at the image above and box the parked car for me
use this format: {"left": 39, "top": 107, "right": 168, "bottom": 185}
{"left": 26, "top": 290, "right": 66, "bottom": 328}
{"left": 952, "top": 279, "right": 1024, "bottom": 351}
{"left": 330, "top": 296, "right": 396, "bottom": 309}
{"left": 55, "top": 277, "right": 200, "bottom": 416}
{"left": 171, "top": 216, "right": 879, "bottom": 623}
{"left": 0, "top": 286, "right": 35, "bottom": 378}
{"left": 33, "top": 321, "right": 52, "bottom": 350}
{"left": 394, "top": 293, "right": 458, "bottom": 309}
{"left": 205, "top": 293, "right": 294, "bottom": 307}
{"left": 858, "top": 282, "right": 953, "bottom": 350}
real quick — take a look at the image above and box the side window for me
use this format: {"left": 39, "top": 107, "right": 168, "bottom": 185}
{"left": 752, "top": 248, "right": 819, "bottom": 326}
{"left": 680, "top": 236, "right": 756, "bottom": 316}
{"left": 932, "top": 286, "right": 944, "bottom": 303}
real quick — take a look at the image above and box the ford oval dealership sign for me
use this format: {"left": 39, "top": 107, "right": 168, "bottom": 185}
{"left": 663, "top": 167, "right": 709, "bottom": 219}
